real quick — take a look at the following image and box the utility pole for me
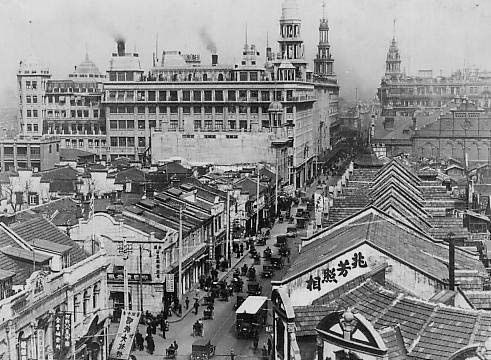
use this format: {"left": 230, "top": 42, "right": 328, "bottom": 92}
{"left": 178, "top": 205, "right": 184, "bottom": 305}
{"left": 139, "top": 244, "right": 143, "bottom": 312}
{"left": 256, "top": 166, "right": 260, "bottom": 235}
{"left": 275, "top": 154, "right": 279, "bottom": 216}
{"left": 225, "top": 190, "right": 230, "bottom": 266}
{"left": 122, "top": 235, "right": 130, "bottom": 310}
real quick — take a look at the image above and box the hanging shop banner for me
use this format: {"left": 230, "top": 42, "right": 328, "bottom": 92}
{"left": 53, "top": 313, "right": 64, "bottom": 359}
{"left": 109, "top": 310, "right": 141, "bottom": 360}
{"left": 165, "top": 274, "right": 175, "bottom": 293}
{"left": 314, "top": 193, "right": 324, "bottom": 227}
{"left": 63, "top": 312, "right": 71, "bottom": 350}
{"left": 37, "top": 329, "right": 45, "bottom": 360}
{"left": 19, "top": 337, "right": 28, "bottom": 360}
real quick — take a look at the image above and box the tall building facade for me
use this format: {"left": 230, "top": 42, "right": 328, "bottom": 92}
{"left": 17, "top": 54, "right": 107, "bottom": 160}
{"left": 378, "top": 37, "right": 491, "bottom": 117}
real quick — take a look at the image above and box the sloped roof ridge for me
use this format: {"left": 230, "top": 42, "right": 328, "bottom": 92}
{"left": 370, "top": 179, "right": 424, "bottom": 204}
{"left": 406, "top": 303, "right": 440, "bottom": 355}
{"left": 375, "top": 159, "right": 421, "bottom": 186}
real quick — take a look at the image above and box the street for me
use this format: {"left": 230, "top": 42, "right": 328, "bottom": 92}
{"left": 108, "top": 218, "right": 304, "bottom": 360}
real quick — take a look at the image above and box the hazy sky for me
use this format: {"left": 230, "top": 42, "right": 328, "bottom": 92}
{"left": 0, "top": 0, "right": 490, "bottom": 105}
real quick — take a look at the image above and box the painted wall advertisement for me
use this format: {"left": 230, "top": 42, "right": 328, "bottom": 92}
{"left": 165, "top": 274, "right": 175, "bottom": 293}
{"left": 109, "top": 310, "right": 141, "bottom": 360}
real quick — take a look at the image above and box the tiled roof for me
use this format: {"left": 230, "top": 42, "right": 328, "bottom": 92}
{"left": 464, "top": 291, "right": 491, "bottom": 309}
{"left": 114, "top": 167, "right": 146, "bottom": 184}
{"left": 40, "top": 166, "right": 79, "bottom": 182}
{"left": 282, "top": 207, "right": 486, "bottom": 283}
{"left": 60, "top": 148, "right": 96, "bottom": 161}
{"left": 10, "top": 216, "right": 87, "bottom": 264}
{"left": 297, "top": 279, "right": 491, "bottom": 359}
{"left": 0, "top": 245, "right": 52, "bottom": 263}
{"left": 13, "top": 198, "right": 83, "bottom": 226}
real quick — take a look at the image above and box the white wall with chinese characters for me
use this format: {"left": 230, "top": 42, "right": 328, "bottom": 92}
{"left": 282, "top": 243, "right": 447, "bottom": 307}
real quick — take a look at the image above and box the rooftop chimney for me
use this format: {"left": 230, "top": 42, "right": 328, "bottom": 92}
{"left": 117, "top": 40, "right": 125, "bottom": 57}
{"left": 447, "top": 232, "right": 455, "bottom": 291}
{"left": 212, "top": 54, "right": 218, "bottom": 66}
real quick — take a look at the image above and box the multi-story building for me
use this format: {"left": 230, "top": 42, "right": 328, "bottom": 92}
{"left": 378, "top": 36, "right": 491, "bottom": 117}
{"left": 17, "top": 54, "right": 107, "bottom": 160}
{"left": 103, "top": 0, "right": 338, "bottom": 189}
{"left": 0, "top": 135, "right": 60, "bottom": 172}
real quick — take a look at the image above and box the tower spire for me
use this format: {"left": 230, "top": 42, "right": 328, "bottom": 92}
{"left": 85, "top": 42, "right": 89, "bottom": 61}
{"left": 245, "top": 23, "right": 248, "bottom": 46}
{"left": 393, "top": 18, "right": 396, "bottom": 40}
{"left": 322, "top": 0, "right": 326, "bottom": 19}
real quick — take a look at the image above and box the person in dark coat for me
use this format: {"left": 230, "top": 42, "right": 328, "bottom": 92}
{"left": 185, "top": 296, "right": 190, "bottom": 310}
{"left": 146, "top": 324, "right": 152, "bottom": 337}
{"left": 239, "top": 243, "right": 244, "bottom": 257}
{"left": 145, "top": 334, "right": 154, "bottom": 354}
{"left": 194, "top": 299, "right": 199, "bottom": 314}
{"left": 267, "top": 338, "right": 272, "bottom": 355}
{"left": 160, "top": 317, "right": 167, "bottom": 339}
{"left": 173, "top": 340, "right": 179, "bottom": 352}
{"left": 135, "top": 329, "right": 144, "bottom": 351}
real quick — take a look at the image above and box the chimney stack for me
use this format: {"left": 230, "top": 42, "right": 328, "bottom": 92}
{"left": 117, "top": 40, "right": 125, "bottom": 56}
{"left": 212, "top": 54, "right": 218, "bottom": 66}
{"left": 447, "top": 232, "right": 455, "bottom": 291}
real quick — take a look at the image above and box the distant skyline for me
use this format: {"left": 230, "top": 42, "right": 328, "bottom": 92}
{"left": 1, "top": 0, "right": 490, "bottom": 106}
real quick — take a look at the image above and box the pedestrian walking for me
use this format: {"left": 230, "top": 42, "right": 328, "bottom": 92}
{"left": 239, "top": 243, "right": 244, "bottom": 257}
{"left": 262, "top": 344, "right": 268, "bottom": 360}
{"left": 194, "top": 299, "right": 199, "bottom": 314}
{"left": 185, "top": 296, "right": 190, "bottom": 310}
{"left": 135, "top": 329, "right": 144, "bottom": 351}
{"left": 160, "top": 316, "right": 167, "bottom": 339}
{"left": 267, "top": 338, "right": 272, "bottom": 355}
{"left": 146, "top": 324, "right": 152, "bottom": 337}
{"left": 145, "top": 334, "right": 154, "bottom": 355}
{"left": 230, "top": 348, "right": 236, "bottom": 360}
{"left": 173, "top": 340, "right": 179, "bottom": 352}
{"left": 253, "top": 331, "right": 259, "bottom": 350}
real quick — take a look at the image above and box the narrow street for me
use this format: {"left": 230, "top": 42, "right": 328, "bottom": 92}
{"left": 108, "top": 217, "right": 304, "bottom": 359}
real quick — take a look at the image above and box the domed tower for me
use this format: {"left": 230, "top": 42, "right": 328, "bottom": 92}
{"left": 276, "top": 0, "right": 308, "bottom": 81}
{"left": 385, "top": 37, "right": 402, "bottom": 78}
{"left": 17, "top": 55, "right": 51, "bottom": 137}
{"left": 69, "top": 53, "right": 105, "bottom": 81}
{"left": 314, "top": 2, "right": 334, "bottom": 78}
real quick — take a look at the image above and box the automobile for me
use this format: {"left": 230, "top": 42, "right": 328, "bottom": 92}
{"left": 191, "top": 338, "right": 216, "bottom": 360}
{"left": 279, "top": 244, "right": 291, "bottom": 257}
{"left": 247, "top": 281, "right": 262, "bottom": 296}
{"left": 275, "top": 234, "right": 288, "bottom": 247}
{"left": 270, "top": 256, "right": 283, "bottom": 270}
{"left": 261, "top": 265, "right": 274, "bottom": 278}
{"left": 235, "top": 296, "right": 268, "bottom": 338}
{"left": 234, "top": 292, "right": 247, "bottom": 310}
{"left": 286, "top": 225, "right": 297, "bottom": 238}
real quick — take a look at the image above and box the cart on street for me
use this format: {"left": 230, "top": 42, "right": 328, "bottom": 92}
{"left": 191, "top": 338, "right": 216, "bottom": 360}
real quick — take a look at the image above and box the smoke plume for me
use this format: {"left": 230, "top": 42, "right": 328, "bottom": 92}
{"left": 199, "top": 26, "right": 217, "bottom": 53}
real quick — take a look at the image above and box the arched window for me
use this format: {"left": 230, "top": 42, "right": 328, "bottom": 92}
{"left": 83, "top": 290, "right": 90, "bottom": 316}
{"left": 203, "top": 73, "right": 208, "bottom": 81}
{"left": 188, "top": 74, "right": 192, "bottom": 81}
{"left": 218, "top": 73, "right": 224, "bottom": 81}
{"left": 93, "top": 283, "right": 100, "bottom": 309}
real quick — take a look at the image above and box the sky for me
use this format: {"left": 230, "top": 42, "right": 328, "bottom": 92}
{"left": 0, "top": 0, "right": 490, "bottom": 106}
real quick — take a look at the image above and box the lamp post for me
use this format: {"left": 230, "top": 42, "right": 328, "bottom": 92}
{"left": 178, "top": 204, "right": 185, "bottom": 305}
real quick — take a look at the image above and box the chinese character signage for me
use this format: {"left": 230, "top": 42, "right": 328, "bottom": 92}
{"left": 306, "top": 251, "right": 367, "bottom": 291}
{"left": 165, "top": 274, "right": 174, "bottom": 293}
{"left": 37, "top": 329, "right": 45, "bottom": 360}
{"left": 314, "top": 193, "right": 324, "bottom": 227}
{"left": 63, "top": 313, "right": 71, "bottom": 349}
{"left": 109, "top": 310, "right": 141, "bottom": 360}
{"left": 53, "top": 313, "right": 64, "bottom": 358}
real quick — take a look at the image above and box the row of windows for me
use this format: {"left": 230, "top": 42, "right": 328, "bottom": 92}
{"left": 109, "top": 105, "right": 291, "bottom": 115}
{"left": 26, "top": 110, "right": 38, "bottom": 118}
{"left": 25, "top": 81, "right": 38, "bottom": 89}
{"left": 26, "top": 124, "right": 39, "bottom": 132}
{"left": 182, "top": 134, "right": 241, "bottom": 139}
{"left": 107, "top": 89, "right": 292, "bottom": 102}
{"left": 73, "top": 282, "right": 101, "bottom": 322}
{"left": 110, "top": 137, "right": 147, "bottom": 147}
{"left": 172, "top": 118, "right": 283, "bottom": 131}
{"left": 46, "top": 96, "right": 101, "bottom": 107}
{"left": 47, "top": 109, "right": 100, "bottom": 119}
{"left": 25, "top": 95, "right": 38, "bottom": 103}
{"left": 109, "top": 120, "right": 157, "bottom": 130}
{"left": 3, "top": 146, "right": 40, "bottom": 155}
{"left": 65, "top": 139, "right": 106, "bottom": 148}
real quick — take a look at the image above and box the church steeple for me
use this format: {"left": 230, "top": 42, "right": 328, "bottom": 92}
{"left": 314, "top": 0, "right": 334, "bottom": 78}
{"left": 385, "top": 19, "right": 402, "bottom": 78}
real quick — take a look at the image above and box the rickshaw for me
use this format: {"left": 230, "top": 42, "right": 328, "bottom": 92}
{"left": 235, "top": 296, "right": 268, "bottom": 338}
{"left": 203, "top": 294, "right": 214, "bottom": 307}
{"left": 193, "top": 320, "right": 204, "bottom": 337}
{"left": 234, "top": 292, "right": 247, "bottom": 310}
{"left": 247, "top": 266, "right": 256, "bottom": 281}
{"left": 253, "top": 252, "right": 261, "bottom": 265}
{"left": 203, "top": 306, "right": 213, "bottom": 320}
{"left": 271, "top": 255, "right": 283, "bottom": 270}
{"left": 279, "top": 243, "right": 291, "bottom": 257}
{"left": 263, "top": 247, "right": 272, "bottom": 260}
{"left": 275, "top": 234, "right": 287, "bottom": 247}
{"left": 231, "top": 276, "right": 243, "bottom": 293}
{"left": 191, "top": 338, "right": 216, "bottom": 360}
{"left": 261, "top": 265, "right": 274, "bottom": 278}
{"left": 247, "top": 281, "right": 262, "bottom": 296}
{"left": 210, "top": 282, "right": 220, "bottom": 298}
{"left": 165, "top": 347, "right": 177, "bottom": 359}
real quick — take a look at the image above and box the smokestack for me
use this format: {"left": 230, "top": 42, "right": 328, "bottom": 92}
{"left": 447, "top": 232, "right": 455, "bottom": 291}
{"left": 117, "top": 40, "right": 125, "bottom": 56}
{"left": 212, "top": 54, "right": 218, "bottom": 66}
